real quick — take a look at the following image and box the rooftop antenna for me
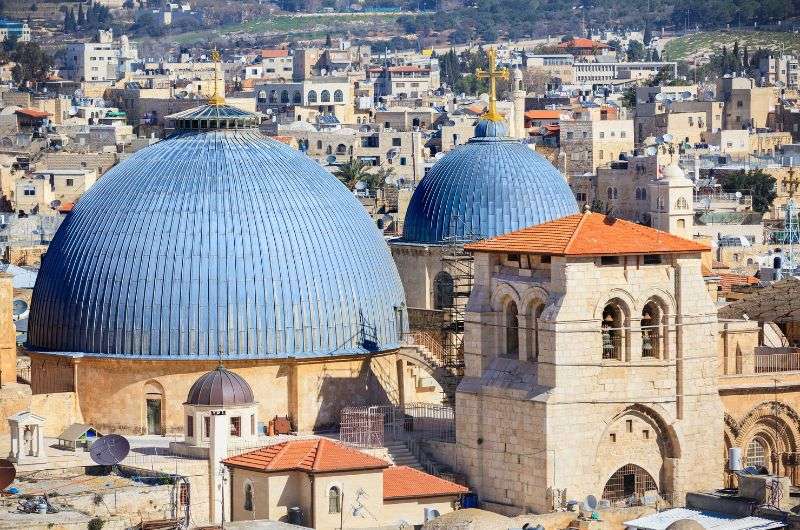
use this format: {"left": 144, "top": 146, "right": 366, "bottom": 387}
{"left": 781, "top": 167, "right": 799, "bottom": 276}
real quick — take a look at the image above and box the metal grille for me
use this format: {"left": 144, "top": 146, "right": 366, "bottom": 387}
{"left": 602, "top": 464, "right": 658, "bottom": 501}
{"left": 340, "top": 403, "right": 455, "bottom": 447}
{"left": 746, "top": 438, "right": 767, "bottom": 468}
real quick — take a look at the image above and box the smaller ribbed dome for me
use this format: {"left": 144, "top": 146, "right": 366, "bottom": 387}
{"left": 185, "top": 365, "right": 255, "bottom": 406}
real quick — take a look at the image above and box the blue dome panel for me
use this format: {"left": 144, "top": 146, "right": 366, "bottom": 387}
{"left": 402, "top": 138, "right": 579, "bottom": 243}
{"left": 28, "top": 129, "right": 406, "bottom": 359}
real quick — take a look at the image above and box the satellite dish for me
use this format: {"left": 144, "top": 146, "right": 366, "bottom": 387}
{"left": 643, "top": 136, "right": 657, "bottom": 146}
{"left": 89, "top": 434, "right": 130, "bottom": 466}
{"left": 326, "top": 155, "right": 337, "bottom": 164}
{"left": 654, "top": 93, "right": 665, "bottom": 101}
{"left": 12, "top": 299, "right": 28, "bottom": 317}
{"left": 662, "top": 133, "right": 674, "bottom": 143}
{"left": 645, "top": 146, "right": 658, "bottom": 156}
{"left": 0, "top": 459, "right": 16, "bottom": 490}
{"left": 387, "top": 148, "right": 398, "bottom": 160}
{"left": 49, "top": 200, "right": 61, "bottom": 209}
{"left": 655, "top": 136, "right": 664, "bottom": 145}
{"left": 681, "top": 91, "right": 692, "bottom": 99}
{"left": 735, "top": 191, "right": 742, "bottom": 199}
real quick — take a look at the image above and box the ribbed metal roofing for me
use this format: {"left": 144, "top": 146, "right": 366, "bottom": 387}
{"left": 28, "top": 128, "right": 406, "bottom": 359}
{"left": 401, "top": 135, "right": 579, "bottom": 244}
{"left": 185, "top": 366, "right": 255, "bottom": 406}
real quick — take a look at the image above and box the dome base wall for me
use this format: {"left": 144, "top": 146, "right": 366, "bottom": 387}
{"left": 27, "top": 351, "right": 426, "bottom": 434}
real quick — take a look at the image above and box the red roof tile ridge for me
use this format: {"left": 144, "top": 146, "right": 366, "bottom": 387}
{"left": 562, "top": 211, "right": 590, "bottom": 254}
{"left": 264, "top": 441, "right": 292, "bottom": 471}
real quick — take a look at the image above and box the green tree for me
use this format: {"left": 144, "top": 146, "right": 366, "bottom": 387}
{"left": 77, "top": 3, "right": 85, "bottom": 24}
{"left": 334, "top": 158, "right": 371, "bottom": 190}
{"left": 626, "top": 40, "right": 645, "bottom": 62}
{"left": 29, "top": 2, "right": 36, "bottom": 12}
{"left": 643, "top": 23, "right": 653, "bottom": 46}
{"left": 720, "top": 169, "right": 777, "bottom": 213}
{"left": 620, "top": 87, "right": 636, "bottom": 109}
{"left": 10, "top": 42, "right": 53, "bottom": 86}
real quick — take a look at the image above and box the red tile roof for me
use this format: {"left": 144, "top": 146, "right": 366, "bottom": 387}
{"left": 558, "top": 37, "right": 609, "bottom": 50}
{"left": 525, "top": 110, "right": 562, "bottom": 120}
{"left": 58, "top": 202, "right": 74, "bottom": 213}
{"left": 464, "top": 212, "right": 709, "bottom": 256}
{"left": 261, "top": 49, "right": 289, "bottom": 59}
{"left": 718, "top": 272, "right": 759, "bottom": 292}
{"left": 223, "top": 438, "right": 389, "bottom": 474}
{"left": 15, "top": 107, "right": 50, "bottom": 119}
{"left": 383, "top": 466, "right": 468, "bottom": 500}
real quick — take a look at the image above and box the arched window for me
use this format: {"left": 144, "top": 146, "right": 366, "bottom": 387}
{"left": 412, "top": 118, "right": 421, "bottom": 127}
{"left": 308, "top": 90, "right": 317, "bottom": 103}
{"left": 433, "top": 271, "right": 454, "bottom": 310}
{"left": 601, "top": 300, "right": 627, "bottom": 361}
{"left": 328, "top": 486, "right": 342, "bottom": 514}
{"left": 244, "top": 482, "right": 253, "bottom": 511}
{"left": 602, "top": 464, "right": 658, "bottom": 501}
{"left": 641, "top": 300, "right": 665, "bottom": 359}
{"left": 641, "top": 188, "right": 647, "bottom": 200}
{"left": 326, "top": 145, "right": 332, "bottom": 155}
{"left": 635, "top": 188, "right": 642, "bottom": 200}
{"left": 257, "top": 90, "right": 267, "bottom": 103}
{"left": 316, "top": 140, "right": 323, "bottom": 149}
{"left": 333, "top": 89, "right": 344, "bottom": 102}
{"left": 527, "top": 302, "right": 545, "bottom": 361}
{"left": 676, "top": 197, "right": 689, "bottom": 210}
{"left": 607, "top": 187, "right": 613, "bottom": 199}
{"left": 505, "top": 300, "right": 519, "bottom": 358}
{"left": 677, "top": 219, "right": 686, "bottom": 229}
{"left": 745, "top": 437, "right": 769, "bottom": 469}
{"left": 336, "top": 144, "right": 347, "bottom": 155}
{"left": 321, "top": 90, "right": 331, "bottom": 102}
{"left": 613, "top": 188, "right": 619, "bottom": 199}
{"left": 293, "top": 91, "right": 302, "bottom": 104}
{"left": 269, "top": 90, "right": 277, "bottom": 103}
{"left": 280, "top": 90, "right": 290, "bottom": 103}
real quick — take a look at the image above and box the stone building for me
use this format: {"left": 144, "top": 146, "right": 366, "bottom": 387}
{"left": 717, "top": 77, "right": 777, "bottom": 130}
{"left": 560, "top": 114, "right": 634, "bottom": 176}
{"left": 456, "top": 212, "right": 723, "bottom": 512}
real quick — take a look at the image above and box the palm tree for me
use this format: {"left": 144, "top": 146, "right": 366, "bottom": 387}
{"left": 333, "top": 158, "right": 371, "bottom": 190}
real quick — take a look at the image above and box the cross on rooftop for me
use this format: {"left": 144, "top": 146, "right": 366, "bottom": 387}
{"left": 475, "top": 47, "right": 509, "bottom": 123}
{"left": 208, "top": 47, "right": 225, "bottom": 106}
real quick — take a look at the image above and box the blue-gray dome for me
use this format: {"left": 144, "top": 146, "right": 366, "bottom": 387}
{"left": 401, "top": 134, "right": 579, "bottom": 244}
{"left": 28, "top": 121, "right": 406, "bottom": 360}
{"left": 474, "top": 118, "right": 508, "bottom": 138}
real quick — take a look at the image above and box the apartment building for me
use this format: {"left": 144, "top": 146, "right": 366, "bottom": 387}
{"left": 560, "top": 114, "right": 634, "bottom": 175}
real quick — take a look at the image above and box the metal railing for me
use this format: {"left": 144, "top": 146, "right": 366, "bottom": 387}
{"left": 753, "top": 349, "right": 800, "bottom": 373}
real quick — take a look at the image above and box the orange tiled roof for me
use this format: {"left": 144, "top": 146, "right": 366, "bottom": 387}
{"left": 15, "top": 107, "right": 50, "bottom": 119}
{"left": 261, "top": 49, "right": 289, "bottom": 59}
{"left": 464, "top": 212, "right": 709, "bottom": 256}
{"left": 558, "top": 37, "right": 609, "bottom": 50}
{"left": 383, "top": 466, "right": 469, "bottom": 500}
{"left": 718, "top": 272, "right": 759, "bottom": 292}
{"left": 525, "top": 110, "right": 562, "bottom": 120}
{"left": 223, "top": 438, "right": 389, "bottom": 474}
{"left": 58, "top": 202, "right": 74, "bottom": 213}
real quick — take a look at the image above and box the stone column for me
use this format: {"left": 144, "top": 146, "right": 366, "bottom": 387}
{"left": 208, "top": 410, "right": 229, "bottom": 525}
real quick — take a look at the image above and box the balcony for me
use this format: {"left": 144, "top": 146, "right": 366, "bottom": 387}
{"left": 733, "top": 348, "right": 800, "bottom": 374}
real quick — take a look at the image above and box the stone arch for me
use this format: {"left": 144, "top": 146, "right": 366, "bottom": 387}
{"left": 595, "top": 404, "right": 681, "bottom": 499}
{"left": 593, "top": 288, "right": 636, "bottom": 320}
{"left": 728, "top": 402, "right": 800, "bottom": 481}
{"left": 490, "top": 282, "right": 521, "bottom": 312}
{"left": 433, "top": 270, "right": 454, "bottom": 310}
{"left": 333, "top": 89, "right": 344, "bottom": 102}
{"left": 521, "top": 286, "right": 548, "bottom": 361}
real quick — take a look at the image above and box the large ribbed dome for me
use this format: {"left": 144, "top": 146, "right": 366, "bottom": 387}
{"left": 402, "top": 124, "right": 578, "bottom": 243}
{"left": 28, "top": 109, "right": 406, "bottom": 359}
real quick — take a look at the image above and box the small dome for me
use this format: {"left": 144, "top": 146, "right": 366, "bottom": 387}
{"left": 661, "top": 163, "right": 694, "bottom": 186}
{"left": 186, "top": 365, "right": 255, "bottom": 406}
{"left": 474, "top": 118, "right": 508, "bottom": 138}
{"left": 666, "top": 519, "right": 705, "bottom": 530}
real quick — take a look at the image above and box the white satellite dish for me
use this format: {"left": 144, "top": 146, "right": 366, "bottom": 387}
{"left": 662, "top": 133, "right": 674, "bottom": 143}
{"left": 645, "top": 146, "right": 658, "bottom": 157}
{"left": 654, "top": 93, "right": 665, "bottom": 101}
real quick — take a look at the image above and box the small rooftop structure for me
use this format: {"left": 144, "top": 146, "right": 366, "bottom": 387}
{"left": 383, "top": 465, "right": 469, "bottom": 500}
{"left": 56, "top": 423, "right": 99, "bottom": 452}
{"left": 465, "top": 211, "right": 709, "bottom": 256}
{"left": 624, "top": 507, "right": 785, "bottom": 530}
{"left": 718, "top": 277, "right": 800, "bottom": 323}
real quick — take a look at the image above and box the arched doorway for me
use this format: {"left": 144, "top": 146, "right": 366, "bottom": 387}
{"left": 602, "top": 464, "right": 658, "bottom": 501}
{"left": 144, "top": 380, "right": 164, "bottom": 435}
{"left": 433, "top": 271, "right": 454, "bottom": 310}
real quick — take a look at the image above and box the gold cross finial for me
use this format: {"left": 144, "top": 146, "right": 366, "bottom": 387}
{"left": 208, "top": 47, "right": 225, "bottom": 106}
{"left": 475, "top": 47, "right": 509, "bottom": 123}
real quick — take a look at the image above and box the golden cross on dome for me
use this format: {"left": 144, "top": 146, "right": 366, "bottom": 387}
{"left": 208, "top": 47, "right": 225, "bottom": 106}
{"left": 475, "top": 47, "right": 509, "bottom": 123}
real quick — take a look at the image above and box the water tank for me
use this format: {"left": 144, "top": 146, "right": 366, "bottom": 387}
{"left": 424, "top": 508, "right": 441, "bottom": 522}
{"left": 288, "top": 506, "right": 303, "bottom": 525}
{"left": 729, "top": 447, "right": 743, "bottom": 471}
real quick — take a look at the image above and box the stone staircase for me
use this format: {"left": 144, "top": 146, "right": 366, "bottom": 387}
{"left": 384, "top": 440, "right": 424, "bottom": 470}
